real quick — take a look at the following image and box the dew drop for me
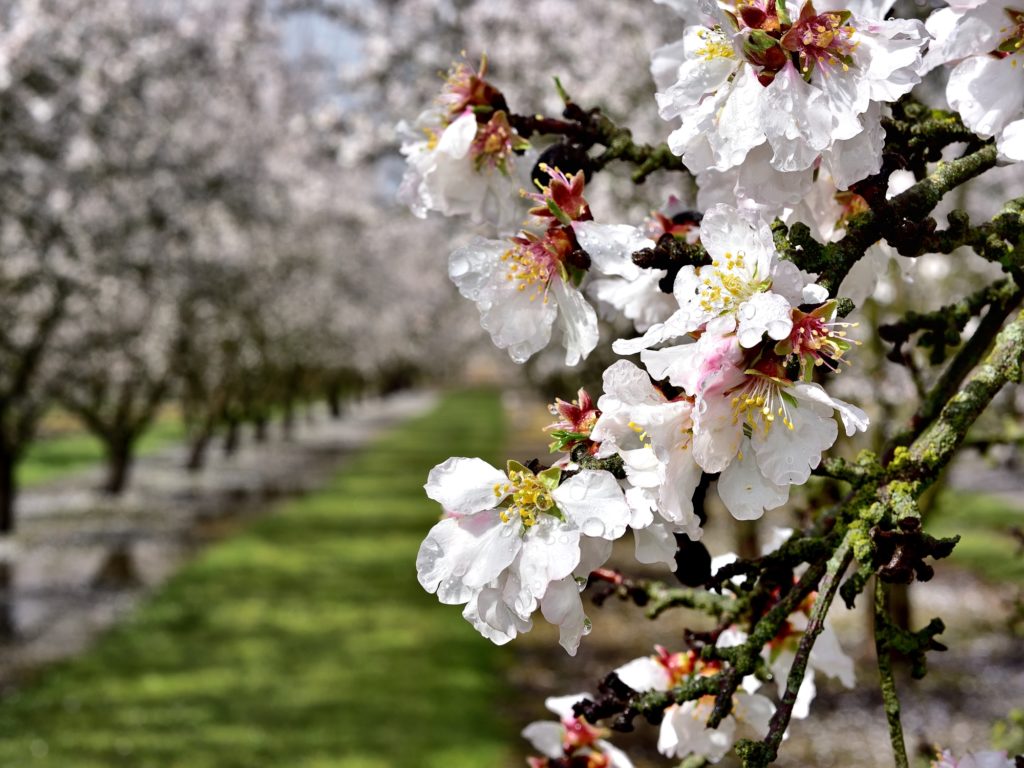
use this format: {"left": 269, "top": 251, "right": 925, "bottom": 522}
{"left": 583, "top": 519, "right": 606, "bottom": 537}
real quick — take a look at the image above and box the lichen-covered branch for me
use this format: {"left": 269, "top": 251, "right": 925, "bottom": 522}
{"left": 735, "top": 538, "right": 853, "bottom": 768}
{"left": 874, "top": 579, "right": 910, "bottom": 768}
{"left": 509, "top": 97, "right": 689, "bottom": 183}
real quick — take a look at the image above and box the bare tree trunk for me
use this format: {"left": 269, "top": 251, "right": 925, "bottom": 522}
{"left": 186, "top": 430, "right": 212, "bottom": 472}
{"left": 326, "top": 384, "right": 342, "bottom": 419}
{"left": 0, "top": 447, "right": 17, "bottom": 535}
{"left": 253, "top": 415, "right": 268, "bottom": 443}
{"left": 0, "top": 560, "right": 15, "bottom": 640}
{"left": 281, "top": 399, "right": 295, "bottom": 441}
{"left": 223, "top": 417, "right": 240, "bottom": 457}
{"left": 102, "top": 435, "right": 134, "bottom": 495}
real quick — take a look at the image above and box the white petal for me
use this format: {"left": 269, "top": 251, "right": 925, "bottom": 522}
{"left": 552, "top": 470, "right": 632, "bottom": 540}
{"left": 516, "top": 517, "right": 582, "bottom": 600}
{"left": 948, "top": 55, "right": 1024, "bottom": 139}
{"left": 551, "top": 278, "right": 600, "bottom": 366}
{"left": 435, "top": 111, "right": 477, "bottom": 158}
{"left": 752, "top": 394, "right": 838, "bottom": 487}
{"left": 521, "top": 721, "right": 565, "bottom": 759}
{"left": 545, "top": 692, "right": 590, "bottom": 719}
{"left": 540, "top": 576, "right": 590, "bottom": 655}
{"left": 998, "top": 119, "right": 1024, "bottom": 162}
{"left": 615, "top": 656, "right": 671, "bottom": 692}
{"left": 718, "top": 444, "right": 790, "bottom": 521}
{"left": 575, "top": 535, "right": 614, "bottom": 577}
{"left": 794, "top": 382, "right": 870, "bottom": 436}
{"left": 736, "top": 292, "right": 794, "bottom": 348}
{"left": 573, "top": 221, "right": 650, "bottom": 279}
{"left": 633, "top": 523, "right": 680, "bottom": 569}
{"left": 424, "top": 456, "right": 508, "bottom": 515}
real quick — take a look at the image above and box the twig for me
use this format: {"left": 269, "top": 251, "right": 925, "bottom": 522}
{"left": 874, "top": 579, "right": 910, "bottom": 768}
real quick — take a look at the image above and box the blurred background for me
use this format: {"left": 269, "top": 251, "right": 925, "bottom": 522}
{"left": 0, "top": 0, "right": 1018, "bottom": 766}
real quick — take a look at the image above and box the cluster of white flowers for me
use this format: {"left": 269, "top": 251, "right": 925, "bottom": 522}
{"left": 925, "top": 0, "right": 1024, "bottom": 161}
{"left": 521, "top": 694, "right": 634, "bottom": 768}
{"left": 653, "top": 0, "right": 927, "bottom": 212}
{"left": 615, "top": 645, "right": 775, "bottom": 762}
{"left": 419, "top": 201, "right": 869, "bottom": 654}
{"left": 398, "top": 58, "right": 532, "bottom": 231}
{"left": 398, "top": 1, "right": 1024, "bottom": 762}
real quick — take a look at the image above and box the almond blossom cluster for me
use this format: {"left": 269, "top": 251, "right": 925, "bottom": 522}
{"left": 521, "top": 694, "right": 634, "bottom": 768}
{"left": 399, "top": 2, "right": 1024, "bottom": 763}
{"left": 418, "top": 201, "right": 868, "bottom": 651}
{"left": 398, "top": 58, "right": 532, "bottom": 230}
{"left": 653, "top": 0, "right": 927, "bottom": 210}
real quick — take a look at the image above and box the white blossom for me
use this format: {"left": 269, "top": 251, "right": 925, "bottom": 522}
{"left": 449, "top": 230, "right": 600, "bottom": 366}
{"left": 417, "top": 457, "right": 631, "bottom": 653}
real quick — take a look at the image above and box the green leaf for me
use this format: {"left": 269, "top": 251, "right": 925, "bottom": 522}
{"left": 537, "top": 466, "right": 562, "bottom": 490}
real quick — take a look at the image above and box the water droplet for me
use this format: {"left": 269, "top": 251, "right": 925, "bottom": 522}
{"left": 583, "top": 519, "right": 605, "bottom": 537}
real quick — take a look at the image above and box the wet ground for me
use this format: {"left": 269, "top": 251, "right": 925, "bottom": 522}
{"left": 501, "top": 391, "right": 1024, "bottom": 768}
{"left": 0, "top": 391, "right": 437, "bottom": 688}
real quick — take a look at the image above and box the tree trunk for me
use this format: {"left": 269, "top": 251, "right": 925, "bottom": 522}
{"left": 223, "top": 417, "right": 240, "bottom": 457}
{"left": 253, "top": 415, "right": 268, "bottom": 443}
{"left": 0, "top": 447, "right": 16, "bottom": 535}
{"left": 186, "top": 430, "right": 211, "bottom": 472}
{"left": 281, "top": 400, "right": 295, "bottom": 441}
{"left": 326, "top": 384, "right": 342, "bottom": 419}
{"left": 0, "top": 560, "right": 15, "bottom": 640}
{"left": 102, "top": 435, "right": 134, "bottom": 495}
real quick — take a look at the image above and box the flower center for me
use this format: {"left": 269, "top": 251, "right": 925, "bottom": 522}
{"left": 780, "top": 3, "right": 858, "bottom": 74}
{"left": 698, "top": 252, "right": 767, "bottom": 316}
{"left": 494, "top": 470, "right": 554, "bottom": 527}
{"left": 784, "top": 306, "right": 858, "bottom": 371}
{"left": 696, "top": 27, "right": 737, "bottom": 61}
{"left": 471, "top": 111, "right": 521, "bottom": 172}
{"left": 997, "top": 8, "right": 1024, "bottom": 62}
{"left": 730, "top": 370, "right": 795, "bottom": 435}
{"left": 502, "top": 229, "right": 572, "bottom": 302}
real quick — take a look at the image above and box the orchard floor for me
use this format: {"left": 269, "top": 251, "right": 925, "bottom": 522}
{"left": 0, "top": 389, "right": 523, "bottom": 767}
{"left": 0, "top": 391, "right": 439, "bottom": 682}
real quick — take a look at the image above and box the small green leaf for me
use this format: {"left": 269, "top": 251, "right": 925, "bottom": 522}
{"left": 537, "top": 466, "right": 562, "bottom": 490}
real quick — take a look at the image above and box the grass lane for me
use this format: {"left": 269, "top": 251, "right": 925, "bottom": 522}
{"left": 19, "top": 411, "right": 186, "bottom": 488}
{"left": 0, "top": 389, "right": 515, "bottom": 767}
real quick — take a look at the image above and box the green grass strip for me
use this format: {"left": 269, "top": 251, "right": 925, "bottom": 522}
{"left": 0, "top": 389, "right": 515, "bottom": 767}
{"left": 928, "top": 489, "right": 1024, "bottom": 586}
{"left": 19, "top": 416, "right": 187, "bottom": 488}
